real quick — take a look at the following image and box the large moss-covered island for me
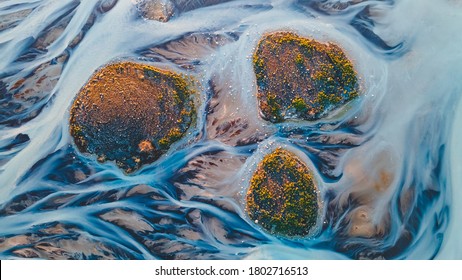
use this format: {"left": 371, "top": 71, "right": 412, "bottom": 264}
{"left": 253, "top": 32, "right": 359, "bottom": 123}
{"left": 69, "top": 61, "right": 196, "bottom": 173}
{"left": 246, "top": 148, "right": 320, "bottom": 237}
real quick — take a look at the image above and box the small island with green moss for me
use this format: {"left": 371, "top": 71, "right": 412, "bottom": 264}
{"left": 69, "top": 61, "right": 196, "bottom": 173}
{"left": 253, "top": 32, "right": 359, "bottom": 123}
{"left": 246, "top": 148, "right": 319, "bottom": 237}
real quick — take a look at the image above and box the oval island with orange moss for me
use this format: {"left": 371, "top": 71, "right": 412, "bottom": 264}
{"left": 253, "top": 32, "right": 359, "bottom": 123}
{"left": 69, "top": 61, "right": 196, "bottom": 173}
{"left": 246, "top": 148, "right": 319, "bottom": 237}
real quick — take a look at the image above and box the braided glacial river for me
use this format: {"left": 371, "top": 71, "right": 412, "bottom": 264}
{"left": 1, "top": 0, "right": 462, "bottom": 259}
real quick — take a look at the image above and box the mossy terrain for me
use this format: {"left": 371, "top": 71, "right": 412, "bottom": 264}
{"left": 246, "top": 148, "right": 319, "bottom": 237}
{"left": 253, "top": 32, "right": 359, "bottom": 122}
{"left": 70, "top": 61, "right": 196, "bottom": 173}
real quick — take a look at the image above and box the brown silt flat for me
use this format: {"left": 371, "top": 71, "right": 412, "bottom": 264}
{"left": 69, "top": 61, "right": 196, "bottom": 173}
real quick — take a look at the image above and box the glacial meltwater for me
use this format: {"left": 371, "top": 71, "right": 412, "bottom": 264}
{"left": 1, "top": 0, "right": 462, "bottom": 259}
